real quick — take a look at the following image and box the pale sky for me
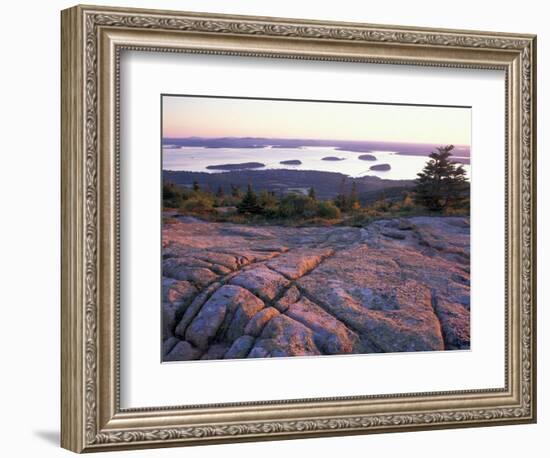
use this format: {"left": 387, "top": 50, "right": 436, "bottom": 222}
{"left": 162, "top": 95, "right": 471, "bottom": 145}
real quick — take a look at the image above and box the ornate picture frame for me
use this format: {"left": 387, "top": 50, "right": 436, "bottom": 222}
{"left": 61, "top": 4, "right": 536, "bottom": 453}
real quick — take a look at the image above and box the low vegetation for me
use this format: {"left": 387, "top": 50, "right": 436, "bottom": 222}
{"left": 163, "top": 146, "right": 469, "bottom": 226}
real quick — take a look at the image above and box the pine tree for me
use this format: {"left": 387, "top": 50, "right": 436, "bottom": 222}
{"left": 237, "top": 184, "right": 262, "bottom": 214}
{"left": 192, "top": 180, "right": 200, "bottom": 192}
{"left": 230, "top": 184, "right": 242, "bottom": 198}
{"left": 308, "top": 187, "right": 316, "bottom": 200}
{"left": 414, "top": 145, "right": 469, "bottom": 211}
{"left": 335, "top": 177, "right": 348, "bottom": 210}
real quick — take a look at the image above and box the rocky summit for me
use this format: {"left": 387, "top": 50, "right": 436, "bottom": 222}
{"left": 162, "top": 216, "right": 470, "bottom": 361}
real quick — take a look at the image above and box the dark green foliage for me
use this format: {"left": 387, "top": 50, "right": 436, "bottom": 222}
{"left": 230, "top": 184, "right": 242, "bottom": 198}
{"left": 335, "top": 194, "right": 346, "bottom": 211}
{"left": 163, "top": 169, "right": 415, "bottom": 203}
{"left": 162, "top": 182, "right": 191, "bottom": 208}
{"left": 237, "top": 184, "right": 263, "bottom": 214}
{"left": 335, "top": 177, "right": 347, "bottom": 210}
{"left": 255, "top": 190, "right": 277, "bottom": 218}
{"left": 164, "top": 153, "right": 469, "bottom": 225}
{"left": 278, "top": 194, "right": 318, "bottom": 218}
{"left": 414, "top": 145, "right": 469, "bottom": 212}
{"left": 335, "top": 179, "right": 360, "bottom": 211}
{"left": 278, "top": 193, "right": 341, "bottom": 220}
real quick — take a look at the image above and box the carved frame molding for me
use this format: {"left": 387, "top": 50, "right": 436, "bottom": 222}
{"left": 61, "top": 5, "right": 536, "bottom": 453}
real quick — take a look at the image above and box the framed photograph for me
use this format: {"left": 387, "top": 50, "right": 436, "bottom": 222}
{"left": 61, "top": 4, "right": 537, "bottom": 453}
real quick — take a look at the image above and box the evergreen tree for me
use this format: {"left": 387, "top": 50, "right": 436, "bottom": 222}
{"left": 308, "top": 187, "right": 316, "bottom": 200}
{"left": 237, "top": 184, "right": 262, "bottom": 214}
{"left": 192, "top": 180, "right": 200, "bottom": 192}
{"left": 335, "top": 177, "right": 348, "bottom": 210}
{"left": 414, "top": 145, "right": 469, "bottom": 211}
{"left": 162, "top": 182, "right": 184, "bottom": 208}
{"left": 231, "top": 184, "right": 242, "bottom": 198}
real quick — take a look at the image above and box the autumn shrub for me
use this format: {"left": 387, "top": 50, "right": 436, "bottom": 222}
{"left": 180, "top": 194, "right": 214, "bottom": 214}
{"left": 316, "top": 200, "right": 341, "bottom": 219}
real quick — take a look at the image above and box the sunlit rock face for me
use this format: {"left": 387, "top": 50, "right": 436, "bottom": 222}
{"left": 162, "top": 216, "right": 470, "bottom": 361}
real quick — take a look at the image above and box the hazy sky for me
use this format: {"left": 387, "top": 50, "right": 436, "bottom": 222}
{"left": 162, "top": 95, "right": 471, "bottom": 145}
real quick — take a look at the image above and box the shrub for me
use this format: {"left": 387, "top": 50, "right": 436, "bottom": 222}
{"left": 180, "top": 195, "right": 214, "bottom": 214}
{"left": 316, "top": 201, "right": 341, "bottom": 219}
{"left": 230, "top": 184, "right": 242, "bottom": 199}
{"left": 443, "top": 206, "right": 469, "bottom": 216}
{"left": 278, "top": 194, "right": 318, "bottom": 218}
{"left": 372, "top": 199, "right": 391, "bottom": 212}
{"left": 162, "top": 182, "right": 184, "bottom": 208}
{"left": 258, "top": 190, "right": 277, "bottom": 208}
{"left": 401, "top": 193, "right": 415, "bottom": 211}
{"left": 217, "top": 195, "right": 240, "bottom": 207}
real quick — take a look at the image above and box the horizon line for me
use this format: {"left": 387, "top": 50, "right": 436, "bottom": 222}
{"left": 161, "top": 136, "right": 470, "bottom": 147}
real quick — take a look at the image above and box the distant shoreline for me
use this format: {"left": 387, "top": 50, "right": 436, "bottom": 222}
{"left": 163, "top": 168, "right": 419, "bottom": 202}
{"left": 163, "top": 136, "right": 471, "bottom": 158}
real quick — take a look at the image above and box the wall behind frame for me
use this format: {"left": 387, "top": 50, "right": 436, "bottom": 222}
{"left": 0, "top": 1, "right": 545, "bottom": 457}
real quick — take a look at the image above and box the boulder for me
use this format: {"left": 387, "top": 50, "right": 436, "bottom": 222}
{"left": 162, "top": 258, "right": 218, "bottom": 286}
{"left": 196, "top": 251, "right": 241, "bottom": 270}
{"left": 266, "top": 248, "right": 333, "bottom": 280}
{"left": 162, "top": 278, "right": 198, "bottom": 306}
{"left": 224, "top": 335, "right": 256, "bottom": 359}
{"left": 244, "top": 307, "right": 280, "bottom": 337}
{"left": 230, "top": 266, "right": 290, "bottom": 302}
{"left": 185, "top": 285, "right": 264, "bottom": 349}
{"left": 432, "top": 294, "right": 470, "bottom": 349}
{"left": 218, "top": 288, "right": 266, "bottom": 342}
{"left": 248, "top": 347, "right": 270, "bottom": 358}
{"left": 162, "top": 302, "right": 177, "bottom": 339}
{"left": 250, "top": 314, "right": 321, "bottom": 357}
{"left": 285, "top": 296, "right": 361, "bottom": 354}
{"left": 162, "top": 278, "right": 198, "bottom": 338}
{"left": 201, "top": 343, "right": 230, "bottom": 360}
{"left": 162, "top": 336, "right": 179, "bottom": 356}
{"left": 381, "top": 229, "right": 407, "bottom": 240}
{"left": 274, "top": 286, "right": 301, "bottom": 313}
{"left": 174, "top": 282, "right": 221, "bottom": 338}
{"left": 164, "top": 341, "right": 202, "bottom": 361}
